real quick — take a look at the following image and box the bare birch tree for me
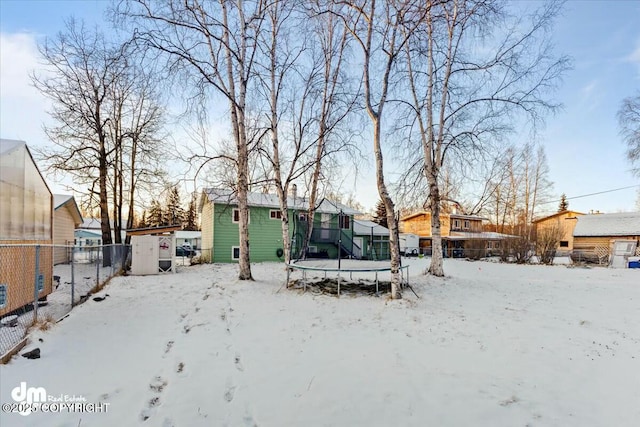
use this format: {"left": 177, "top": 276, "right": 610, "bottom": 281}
{"left": 335, "top": 0, "right": 424, "bottom": 298}
{"left": 399, "top": 0, "right": 568, "bottom": 276}
{"left": 617, "top": 91, "right": 640, "bottom": 178}
{"left": 121, "top": 0, "right": 272, "bottom": 280}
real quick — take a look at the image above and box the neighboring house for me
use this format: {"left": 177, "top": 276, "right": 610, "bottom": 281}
{"left": 572, "top": 212, "right": 640, "bottom": 262}
{"left": 533, "top": 210, "right": 584, "bottom": 254}
{"left": 198, "top": 189, "right": 360, "bottom": 263}
{"left": 353, "top": 220, "right": 390, "bottom": 260}
{"left": 77, "top": 218, "right": 126, "bottom": 242}
{"left": 175, "top": 230, "right": 202, "bottom": 250}
{"left": 74, "top": 229, "right": 102, "bottom": 247}
{"left": 53, "top": 194, "right": 83, "bottom": 264}
{"left": 400, "top": 211, "right": 512, "bottom": 257}
{"left": 0, "top": 139, "right": 54, "bottom": 316}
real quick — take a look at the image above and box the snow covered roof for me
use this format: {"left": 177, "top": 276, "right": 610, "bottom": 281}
{"left": 353, "top": 220, "right": 390, "bottom": 236}
{"left": 79, "top": 218, "right": 102, "bottom": 229}
{"left": 175, "top": 230, "right": 202, "bottom": 239}
{"left": 202, "top": 188, "right": 360, "bottom": 215}
{"left": 449, "top": 231, "right": 517, "bottom": 240}
{"left": 573, "top": 212, "right": 640, "bottom": 237}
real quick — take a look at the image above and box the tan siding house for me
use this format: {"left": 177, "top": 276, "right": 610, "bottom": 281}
{"left": 533, "top": 210, "right": 584, "bottom": 253}
{"left": 400, "top": 211, "right": 509, "bottom": 257}
{"left": 572, "top": 212, "right": 640, "bottom": 258}
{"left": 199, "top": 199, "right": 214, "bottom": 262}
{"left": 53, "top": 195, "right": 83, "bottom": 264}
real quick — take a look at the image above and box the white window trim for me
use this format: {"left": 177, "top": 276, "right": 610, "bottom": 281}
{"left": 232, "top": 208, "right": 250, "bottom": 224}
{"left": 231, "top": 246, "right": 240, "bottom": 260}
{"left": 307, "top": 246, "right": 318, "bottom": 253}
{"left": 0, "top": 284, "right": 7, "bottom": 309}
{"left": 463, "top": 220, "right": 470, "bottom": 229}
{"left": 453, "top": 219, "right": 460, "bottom": 228}
{"left": 270, "top": 209, "right": 282, "bottom": 220}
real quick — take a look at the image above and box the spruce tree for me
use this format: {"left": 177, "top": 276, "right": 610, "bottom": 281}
{"left": 373, "top": 199, "right": 388, "bottom": 228}
{"left": 558, "top": 193, "right": 569, "bottom": 212}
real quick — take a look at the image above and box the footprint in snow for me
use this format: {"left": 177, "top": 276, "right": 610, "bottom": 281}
{"left": 224, "top": 379, "right": 236, "bottom": 403}
{"left": 235, "top": 353, "right": 244, "bottom": 372}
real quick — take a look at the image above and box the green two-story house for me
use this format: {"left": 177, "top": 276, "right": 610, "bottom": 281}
{"left": 198, "top": 189, "right": 362, "bottom": 263}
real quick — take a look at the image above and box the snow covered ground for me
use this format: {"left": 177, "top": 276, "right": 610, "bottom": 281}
{"left": 0, "top": 258, "right": 638, "bottom": 427}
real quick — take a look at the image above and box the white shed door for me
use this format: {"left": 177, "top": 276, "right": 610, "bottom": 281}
{"left": 131, "top": 235, "right": 159, "bottom": 275}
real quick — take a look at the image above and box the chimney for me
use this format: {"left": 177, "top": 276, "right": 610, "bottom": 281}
{"left": 289, "top": 184, "right": 297, "bottom": 206}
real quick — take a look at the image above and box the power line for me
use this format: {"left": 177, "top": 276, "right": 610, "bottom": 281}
{"left": 539, "top": 184, "right": 640, "bottom": 205}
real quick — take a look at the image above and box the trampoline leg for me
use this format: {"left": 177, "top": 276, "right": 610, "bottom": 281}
{"left": 376, "top": 272, "right": 378, "bottom": 294}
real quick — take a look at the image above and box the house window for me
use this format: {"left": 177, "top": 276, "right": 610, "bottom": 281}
{"left": 339, "top": 214, "right": 350, "bottom": 229}
{"left": 559, "top": 241, "right": 569, "bottom": 247}
{"left": 232, "top": 246, "right": 240, "bottom": 260}
{"left": 232, "top": 209, "right": 250, "bottom": 224}
{"left": 463, "top": 220, "right": 470, "bottom": 229}
{"left": 0, "top": 284, "right": 6, "bottom": 309}
{"left": 453, "top": 219, "right": 460, "bottom": 229}
{"left": 270, "top": 210, "right": 282, "bottom": 220}
{"left": 298, "top": 213, "right": 308, "bottom": 222}
{"left": 494, "top": 242, "right": 500, "bottom": 249}
{"left": 487, "top": 241, "right": 493, "bottom": 249}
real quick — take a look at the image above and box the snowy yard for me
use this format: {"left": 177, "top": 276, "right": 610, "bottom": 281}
{"left": 0, "top": 259, "right": 639, "bottom": 427}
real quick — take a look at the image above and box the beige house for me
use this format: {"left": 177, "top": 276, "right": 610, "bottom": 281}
{"left": 53, "top": 195, "right": 83, "bottom": 264}
{"left": 532, "top": 210, "right": 584, "bottom": 254}
{"left": 400, "top": 212, "right": 511, "bottom": 257}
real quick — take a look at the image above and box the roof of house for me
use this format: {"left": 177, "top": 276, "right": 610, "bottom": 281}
{"left": 353, "top": 220, "right": 390, "bottom": 236}
{"left": 54, "top": 194, "right": 83, "bottom": 226}
{"left": 0, "top": 138, "right": 24, "bottom": 156}
{"left": 448, "top": 231, "right": 517, "bottom": 240}
{"left": 532, "top": 210, "right": 584, "bottom": 223}
{"left": 201, "top": 188, "right": 361, "bottom": 215}
{"left": 573, "top": 212, "right": 640, "bottom": 237}
{"left": 175, "top": 230, "right": 202, "bottom": 239}
{"left": 1, "top": 139, "right": 52, "bottom": 195}
{"left": 401, "top": 211, "right": 485, "bottom": 221}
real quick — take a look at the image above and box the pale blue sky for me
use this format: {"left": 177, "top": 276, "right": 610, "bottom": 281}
{"left": 1, "top": 0, "right": 639, "bottom": 214}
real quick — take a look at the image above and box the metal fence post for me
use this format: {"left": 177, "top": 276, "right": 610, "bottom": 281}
{"left": 96, "top": 248, "right": 100, "bottom": 289}
{"left": 71, "top": 245, "right": 75, "bottom": 307}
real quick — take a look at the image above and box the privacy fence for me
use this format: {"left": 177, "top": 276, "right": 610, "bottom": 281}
{"left": 0, "top": 244, "right": 129, "bottom": 359}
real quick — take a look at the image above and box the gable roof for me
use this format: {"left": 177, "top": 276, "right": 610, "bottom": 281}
{"left": 201, "top": 188, "right": 360, "bottom": 215}
{"left": 54, "top": 194, "right": 83, "bottom": 226}
{"left": 0, "top": 139, "right": 52, "bottom": 195}
{"left": 353, "top": 220, "right": 390, "bottom": 236}
{"left": 573, "top": 212, "right": 640, "bottom": 237}
{"left": 532, "top": 210, "right": 584, "bottom": 223}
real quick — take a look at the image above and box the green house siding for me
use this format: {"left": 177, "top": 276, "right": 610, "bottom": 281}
{"left": 212, "top": 204, "right": 291, "bottom": 263}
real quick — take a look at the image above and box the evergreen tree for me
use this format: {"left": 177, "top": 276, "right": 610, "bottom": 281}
{"left": 137, "top": 211, "right": 148, "bottom": 228}
{"left": 373, "top": 199, "right": 388, "bottom": 228}
{"left": 184, "top": 193, "right": 199, "bottom": 231}
{"left": 147, "top": 199, "right": 165, "bottom": 227}
{"left": 166, "top": 186, "right": 185, "bottom": 226}
{"left": 558, "top": 193, "right": 569, "bottom": 212}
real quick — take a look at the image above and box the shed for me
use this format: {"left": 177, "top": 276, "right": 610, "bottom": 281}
{"left": 53, "top": 194, "right": 83, "bottom": 264}
{"left": 127, "top": 225, "right": 181, "bottom": 275}
{"left": 0, "top": 139, "right": 54, "bottom": 316}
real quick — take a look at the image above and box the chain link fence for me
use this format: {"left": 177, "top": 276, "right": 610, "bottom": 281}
{"left": 0, "top": 244, "right": 129, "bottom": 358}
